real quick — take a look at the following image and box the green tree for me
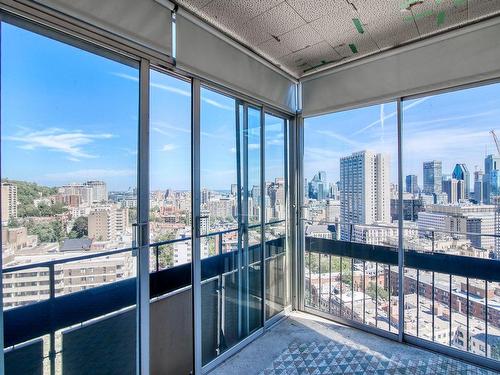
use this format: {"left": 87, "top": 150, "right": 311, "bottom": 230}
{"left": 69, "top": 216, "right": 88, "bottom": 238}
{"left": 366, "top": 282, "right": 389, "bottom": 301}
{"left": 27, "top": 220, "right": 65, "bottom": 243}
{"left": 155, "top": 232, "right": 175, "bottom": 269}
{"left": 7, "top": 218, "right": 20, "bottom": 228}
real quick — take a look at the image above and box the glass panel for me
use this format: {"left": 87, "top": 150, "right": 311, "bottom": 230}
{"left": 303, "top": 102, "right": 399, "bottom": 334}
{"left": 199, "top": 90, "right": 264, "bottom": 365}
{"left": 264, "top": 113, "right": 287, "bottom": 319}
{"left": 149, "top": 70, "right": 192, "bottom": 271}
{"left": 1, "top": 23, "right": 138, "bottom": 374}
{"left": 402, "top": 83, "right": 500, "bottom": 358}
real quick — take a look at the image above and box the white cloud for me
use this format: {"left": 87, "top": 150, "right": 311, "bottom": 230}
{"left": 5, "top": 128, "right": 113, "bottom": 159}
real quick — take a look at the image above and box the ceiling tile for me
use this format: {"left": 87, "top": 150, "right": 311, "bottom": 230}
{"left": 257, "top": 37, "right": 293, "bottom": 58}
{"left": 279, "top": 24, "right": 325, "bottom": 52}
{"left": 177, "top": 0, "right": 213, "bottom": 11}
{"left": 409, "top": 0, "right": 468, "bottom": 37}
{"left": 309, "top": 3, "right": 359, "bottom": 45}
{"left": 334, "top": 34, "right": 379, "bottom": 58}
{"left": 201, "top": 0, "right": 283, "bottom": 29}
{"left": 285, "top": 0, "right": 347, "bottom": 22}
{"left": 281, "top": 41, "right": 343, "bottom": 71}
{"left": 468, "top": 0, "right": 500, "bottom": 20}
{"left": 246, "top": 2, "right": 306, "bottom": 38}
{"left": 238, "top": 23, "right": 273, "bottom": 45}
{"left": 176, "top": 0, "right": 500, "bottom": 77}
{"left": 355, "top": 1, "right": 420, "bottom": 49}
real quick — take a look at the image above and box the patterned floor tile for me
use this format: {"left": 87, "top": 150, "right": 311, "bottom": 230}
{"left": 258, "top": 341, "right": 496, "bottom": 375}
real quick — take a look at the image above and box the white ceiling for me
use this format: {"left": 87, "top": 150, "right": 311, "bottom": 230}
{"left": 176, "top": 0, "right": 500, "bottom": 77}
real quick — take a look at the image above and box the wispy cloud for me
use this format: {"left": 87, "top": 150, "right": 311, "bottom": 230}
{"left": 316, "top": 130, "right": 362, "bottom": 147}
{"left": 352, "top": 97, "right": 430, "bottom": 136}
{"left": 152, "top": 121, "right": 190, "bottom": 135}
{"left": 113, "top": 72, "right": 233, "bottom": 111}
{"left": 5, "top": 128, "right": 113, "bottom": 160}
{"left": 44, "top": 168, "right": 135, "bottom": 180}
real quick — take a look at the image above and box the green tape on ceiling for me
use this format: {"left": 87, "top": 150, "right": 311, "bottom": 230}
{"left": 437, "top": 10, "right": 445, "bottom": 26}
{"left": 352, "top": 18, "right": 364, "bottom": 34}
{"left": 349, "top": 44, "right": 358, "bottom": 53}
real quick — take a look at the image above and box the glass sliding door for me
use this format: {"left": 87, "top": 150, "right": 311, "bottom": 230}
{"left": 264, "top": 113, "right": 288, "bottom": 320}
{"left": 402, "top": 83, "right": 500, "bottom": 363}
{"left": 1, "top": 21, "right": 139, "bottom": 374}
{"left": 198, "top": 87, "right": 268, "bottom": 367}
{"left": 148, "top": 69, "right": 192, "bottom": 372}
{"left": 302, "top": 102, "right": 400, "bottom": 334}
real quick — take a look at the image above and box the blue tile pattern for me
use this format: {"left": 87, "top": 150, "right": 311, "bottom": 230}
{"left": 259, "top": 341, "right": 496, "bottom": 374}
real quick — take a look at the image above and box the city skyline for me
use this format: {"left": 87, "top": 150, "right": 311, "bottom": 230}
{"left": 304, "top": 83, "right": 500, "bottom": 186}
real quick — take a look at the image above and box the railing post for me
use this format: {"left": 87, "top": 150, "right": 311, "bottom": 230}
{"left": 431, "top": 230, "right": 435, "bottom": 252}
{"left": 466, "top": 277, "right": 470, "bottom": 352}
{"left": 155, "top": 245, "right": 159, "bottom": 272}
{"left": 375, "top": 262, "right": 378, "bottom": 327}
{"left": 432, "top": 272, "right": 435, "bottom": 342}
{"left": 416, "top": 269, "right": 419, "bottom": 337}
{"left": 449, "top": 274, "right": 452, "bottom": 347}
{"left": 485, "top": 280, "right": 488, "bottom": 357}
{"left": 49, "top": 264, "right": 56, "bottom": 375}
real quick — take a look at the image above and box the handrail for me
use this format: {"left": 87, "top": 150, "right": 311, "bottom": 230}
{"left": 3, "top": 221, "right": 285, "bottom": 274}
{"left": 302, "top": 219, "right": 500, "bottom": 239}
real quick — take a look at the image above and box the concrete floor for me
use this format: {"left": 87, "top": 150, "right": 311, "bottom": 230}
{"left": 210, "top": 312, "right": 496, "bottom": 374}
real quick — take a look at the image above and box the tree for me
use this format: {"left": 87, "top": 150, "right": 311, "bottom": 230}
{"left": 69, "top": 216, "right": 88, "bottom": 238}
{"left": 7, "top": 218, "right": 20, "bottom": 228}
{"left": 27, "top": 220, "right": 65, "bottom": 243}
{"left": 366, "top": 282, "right": 389, "bottom": 301}
{"left": 154, "top": 232, "right": 176, "bottom": 269}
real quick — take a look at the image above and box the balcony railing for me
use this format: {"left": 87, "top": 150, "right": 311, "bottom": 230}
{"left": 304, "top": 222, "right": 500, "bottom": 370}
{"left": 3, "top": 222, "right": 286, "bottom": 374}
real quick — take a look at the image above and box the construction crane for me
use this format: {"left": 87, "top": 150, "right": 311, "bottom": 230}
{"left": 490, "top": 130, "right": 500, "bottom": 156}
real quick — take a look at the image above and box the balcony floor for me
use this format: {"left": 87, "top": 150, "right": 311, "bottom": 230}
{"left": 210, "top": 311, "right": 496, "bottom": 375}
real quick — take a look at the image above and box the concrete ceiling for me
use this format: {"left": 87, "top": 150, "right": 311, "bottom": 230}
{"left": 176, "top": 0, "right": 500, "bottom": 77}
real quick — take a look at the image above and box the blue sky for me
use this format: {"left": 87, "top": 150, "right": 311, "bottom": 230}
{"left": 1, "top": 23, "right": 286, "bottom": 192}
{"left": 6, "top": 22, "right": 499, "bottom": 193}
{"left": 305, "top": 83, "right": 500, "bottom": 188}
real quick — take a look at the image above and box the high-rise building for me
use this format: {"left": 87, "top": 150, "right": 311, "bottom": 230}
{"left": 339, "top": 151, "right": 390, "bottom": 240}
{"left": 484, "top": 155, "right": 500, "bottom": 203}
{"left": 443, "top": 178, "right": 465, "bottom": 204}
{"left": 1, "top": 182, "right": 17, "bottom": 224}
{"left": 474, "top": 170, "right": 484, "bottom": 203}
{"left": 308, "top": 171, "right": 328, "bottom": 200}
{"left": 452, "top": 163, "right": 470, "bottom": 198}
{"left": 405, "top": 175, "right": 418, "bottom": 194}
{"left": 423, "top": 160, "right": 442, "bottom": 194}
{"left": 88, "top": 206, "right": 129, "bottom": 241}
{"left": 84, "top": 180, "right": 108, "bottom": 203}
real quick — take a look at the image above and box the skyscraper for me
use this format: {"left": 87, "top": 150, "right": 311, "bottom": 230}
{"left": 484, "top": 154, "right": 500, "bottom": 203}
{"left": 308, "top": 171, "right": 328, "bottom": 200}
{"left": 339, "top": 151, "right": 390, "bottom": 240}
{"left": 452, "top": 163, "right": 470, "bottom": 198}
{"left": 405, "top": 175, "right": 418, "bottom": 194}
{"left": 423, "top": 160, "right": 442, "bottom": 194}
{"left": 474, "top": 169, "right": 484, "bottom": 203}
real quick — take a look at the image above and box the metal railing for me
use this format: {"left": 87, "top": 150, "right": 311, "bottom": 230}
{"left": 303, "top": 221, "right": 500, "bottom": 371}
{"left": 2, "top": 220, "right": 287, "bottom": 374}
